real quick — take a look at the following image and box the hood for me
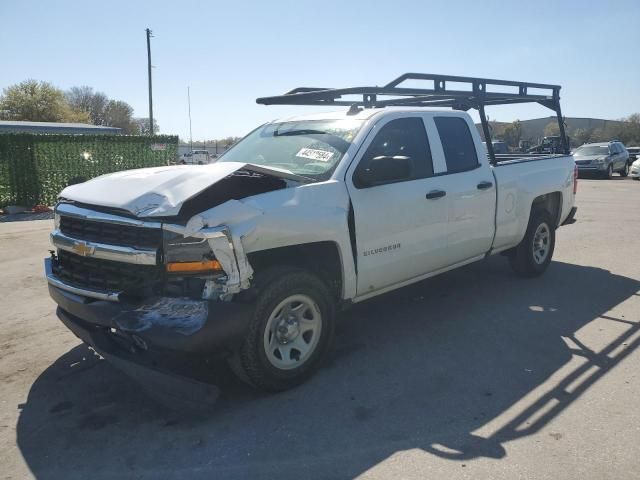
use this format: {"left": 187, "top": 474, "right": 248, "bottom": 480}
{"left": 573, "top": 154, "right": 608, "bottom": 161}
{"left": 59, "top": 162, "right": 309, "bottom": 217}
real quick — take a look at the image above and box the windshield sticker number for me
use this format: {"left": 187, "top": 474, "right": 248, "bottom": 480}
{"left": 296, "top": 148, "right": 334, "bottom": 162}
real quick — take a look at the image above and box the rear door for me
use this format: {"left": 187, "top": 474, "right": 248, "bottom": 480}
{"left": 426, "top": 115, "right": 496, "bottom": 264}
{"left": 346, "top": 114, "right": 449, "bottom": 295}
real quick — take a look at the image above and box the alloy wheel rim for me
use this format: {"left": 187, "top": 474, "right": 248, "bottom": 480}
{"left": 263, "top": 294, "right": 322, "bottom": 370}
{"left": 532, "top": 222, "right": 551, "bottom": 264}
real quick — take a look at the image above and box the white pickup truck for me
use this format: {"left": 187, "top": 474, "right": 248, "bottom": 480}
{"left": 46, "top": 74, "right": 578, "bottom": 392}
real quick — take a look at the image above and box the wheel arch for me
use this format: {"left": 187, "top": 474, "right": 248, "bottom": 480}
{"left": 246, "top": 241, "right": 344, "bottom": 300}
{"left": 530, "top": 191, "right": 563, "bottom": 228}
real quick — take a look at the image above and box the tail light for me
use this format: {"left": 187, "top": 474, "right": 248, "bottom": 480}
{"left": 573, "top": 164, "right": 578, "bottom": 194}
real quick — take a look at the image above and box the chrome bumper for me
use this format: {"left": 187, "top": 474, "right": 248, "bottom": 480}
{"left": 50, "top": 229, "right": 158, "bottom": 265}
{"left": 45, "top": 258, "right": 121, "bottom": 302}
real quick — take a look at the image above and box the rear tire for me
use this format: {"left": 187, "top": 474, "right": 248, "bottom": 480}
{"left": 234, "top": 267, "right": 336, "bottom": 392}
{"left": 620, "top": 163, "right": 629, "bottom": 177}
{"left": 509, "top": 210, "right": 556, "bottom": 277}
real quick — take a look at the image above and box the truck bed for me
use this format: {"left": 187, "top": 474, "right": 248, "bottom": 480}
{"left": 490, "top": 153, "right": 575, "bottom": 252}
{"left": 493, "top": 153, "right": 570, "bottom": 166}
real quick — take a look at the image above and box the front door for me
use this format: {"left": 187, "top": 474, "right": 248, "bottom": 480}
{"left": 346, "top": 115, "right": 449, "bottom": 296}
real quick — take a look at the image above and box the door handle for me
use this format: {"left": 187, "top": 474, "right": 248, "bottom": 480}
{"left": 426, "top": 190, "right": 446, "bottom": 200}
{"left": 477, "top": 181, "right": 493, "bottom": 190}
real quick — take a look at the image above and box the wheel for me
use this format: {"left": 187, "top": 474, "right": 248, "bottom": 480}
{"left": 234, "top": 267, "right": 336, "bottom": 391}
{"left": 509, "top": 209, "right": 556, "bottom": 277}
{"left": 620, "top": 163, "right": 629, "bottom": 177}
{"left": 604, "top": 164, "right": 613, "bottom": 179}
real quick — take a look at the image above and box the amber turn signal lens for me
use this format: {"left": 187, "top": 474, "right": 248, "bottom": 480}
{"left": 166, "top": 260, "right": 222, "bottom": 273}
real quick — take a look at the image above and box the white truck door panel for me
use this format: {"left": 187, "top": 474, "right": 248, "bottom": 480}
{"left": 346, "top": 115, "right": 449, "bottom": 295}
{"left": 433, "top": 168, "right": 495, "bottom": 262}
{"left": 349, "top": 179, "right": 448, "bottom": 294}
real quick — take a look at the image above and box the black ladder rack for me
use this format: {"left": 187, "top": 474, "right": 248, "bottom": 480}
{"left": 256, "top": 73, "right": 569, "bottom": 165}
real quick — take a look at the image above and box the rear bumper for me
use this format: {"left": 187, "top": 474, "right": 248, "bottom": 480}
{"left": 561, "top": 206, "right": 578, "bottom": 226}
{"left": 47, "top": 258, "right": 254, "bottom": 375}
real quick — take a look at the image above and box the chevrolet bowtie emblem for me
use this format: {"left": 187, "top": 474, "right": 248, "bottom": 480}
{"left": 71, "top": 240, "right": 95, "bottom": 257}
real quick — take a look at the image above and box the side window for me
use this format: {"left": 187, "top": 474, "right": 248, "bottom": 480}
{"left": 434, "top": 116, "right": 480, "bottom": 173}
{"left": 355, "top": 117, "right": 433, "bottom": 186}
{"left": 611, "top": 144, "right": 620, "bottom": 154}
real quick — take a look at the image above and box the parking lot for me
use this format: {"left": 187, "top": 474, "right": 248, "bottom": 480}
{"left": 1, "top": 177, "right": 639, "bottom": 479}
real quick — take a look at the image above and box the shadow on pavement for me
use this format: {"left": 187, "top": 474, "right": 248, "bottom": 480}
{"left": 16, "top": 258, "right": 640, "bottom": 479}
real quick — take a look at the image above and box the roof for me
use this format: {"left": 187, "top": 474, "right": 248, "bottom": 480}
{"left": 0, "top": 120, "right": 121, "bottom": 134}
{"left": 581, "top": 142, "right": 616, "bottom": 146}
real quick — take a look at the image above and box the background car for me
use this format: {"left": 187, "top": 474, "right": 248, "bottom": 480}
{"left": 630, "top": 157, "right": 640, "bottom": 180}
{"left": 573, "top": 141, "right": 630, "bottom": 178}
{"left": 482, "top": 140, "right": 509, "bottom": 154}
{"left": 179, "top": 150, "right": 212, "bottom": 165}
{"left": 627, "top": 146, "right": 640, "bottom": 163}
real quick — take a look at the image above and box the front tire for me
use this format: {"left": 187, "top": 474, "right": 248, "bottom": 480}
{"left": 236, "top": 267, "right": 336, "bottom": 392}
{"left": 604, "top": 164, "right": 613, "bottom": 179}
{"left": 509, "top": 210, "right": 556, "bottom": 277}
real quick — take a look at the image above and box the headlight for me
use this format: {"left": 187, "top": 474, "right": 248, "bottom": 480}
{"left": 162, "top": 231, "right": 226, "bottom": 298}
{"left": 593, "top": 157, "right": 606, "bottom": 163}
{"left": 163, "top": 233, "right": 222, "bottom": 274}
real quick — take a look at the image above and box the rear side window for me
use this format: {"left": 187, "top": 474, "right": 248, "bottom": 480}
{"left": 358, "top": 117, "right": 434, "bottom": 182}
{"left": 434, "top": 117, "right": 479, "bottom": 173}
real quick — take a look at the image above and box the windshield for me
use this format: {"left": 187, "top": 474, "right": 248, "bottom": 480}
{"left": 218, "top": 119, "right": 364, "bottom": 179}
{"left": 575, "top": 145, "right": 610, "bottom": 156}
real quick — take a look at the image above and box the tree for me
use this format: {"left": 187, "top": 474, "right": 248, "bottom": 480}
{"left": 501, "top": 120, "right": 523, "bottom": 148}
{"left": 573, "top": 128, "right": 596, "bottom": 146}
{"left": 543, "top": 122, "right": 560, "bottom": 137}
{"left": 617, "top": 113, "right": 640, "bottom": 145}
{"left": 132, "top": 117, "right": 160, "bottom": 136}
{"left": 0, "top": 79, "right": 89, "bottom": 123}
{"left": 104, "top": 100, "right": 136, "bottom": 133}
{"left": 66, "top": 86, "right": 109, "bottom": 125}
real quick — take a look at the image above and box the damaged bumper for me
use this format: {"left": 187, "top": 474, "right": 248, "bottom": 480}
{"left": 48, "top": 263, "right": 254, "bottom": 374}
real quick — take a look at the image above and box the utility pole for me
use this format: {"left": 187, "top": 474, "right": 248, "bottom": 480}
{"left": 188, "top": 86, "right": 193, "bottom": 153}
{"left": 146, "top": 28, "right": 154, "bottom": 136}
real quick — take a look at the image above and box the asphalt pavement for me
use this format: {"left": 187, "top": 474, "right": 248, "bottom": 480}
{"left": 1, "top": 177, "right": 639, "bottom": 479}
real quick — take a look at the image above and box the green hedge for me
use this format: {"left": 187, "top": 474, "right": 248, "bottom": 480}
{"left": 0, "top": 133, "right": 178, "bottom": 207}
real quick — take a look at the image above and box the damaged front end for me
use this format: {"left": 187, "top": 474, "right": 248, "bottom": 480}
{"left": 46, "top": 164, "right": 303, "bottom": 386}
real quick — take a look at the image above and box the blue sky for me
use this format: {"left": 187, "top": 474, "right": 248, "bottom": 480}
{"left": 1, "top": 0, "right": 639, "bottom": 140}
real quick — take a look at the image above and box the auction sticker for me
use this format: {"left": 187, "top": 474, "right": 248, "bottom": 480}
{"left": 296, "top": 148, "right": 334, "bottom": 162}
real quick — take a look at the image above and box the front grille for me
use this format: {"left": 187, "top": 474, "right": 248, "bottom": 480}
{"left": 53, "top": 250, "right": 161, "bottom": 294}
{"left": 60, "top": 215, "right": 162, "bottom": 249}
{"left": 575, "top": 160, "right": 590, "bottom": 165}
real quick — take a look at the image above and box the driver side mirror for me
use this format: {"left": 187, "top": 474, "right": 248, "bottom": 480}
{"left": 355, "top": 155, "right": 412, "bottom": 188}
